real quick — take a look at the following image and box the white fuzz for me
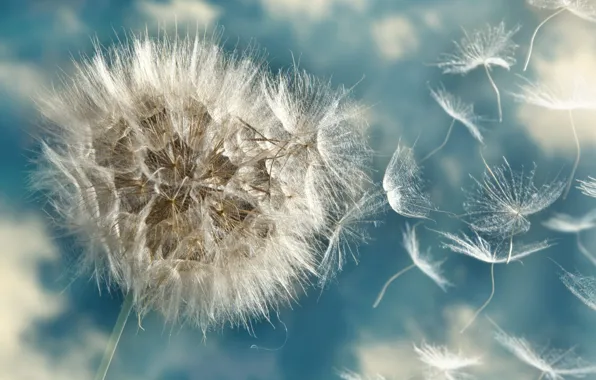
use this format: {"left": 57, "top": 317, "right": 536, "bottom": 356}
{"left": 383, "top": 143, "right": 434, "bottom": 219}
{"left": 560, "top": 268, "right": 596, "bottom": 311}
{"left": 414, "top": 342, "right": 481, "bottom": 380}
{"left": 578, "top": 177, "right": 596, "bottom": 198}
{"left": 429, "top": 84, "right": 484, "bottom": 144}
{"left": 437, "top": 22, "right": 519, "bottom": 75}
{"left": 493, "top": 324, "right": 596, "bottom": 379}
{"left": 463, "top": 157, "right": 565, "bottom": 238}
{"left": 528, "top": 0, "right": 596, "bottom": 22}
{"left": 542, "top": 210, "right": 596, "bottom": 233}
{"left": 436, "top": 21, "right": 519, "bottom": 122}
{"left": 439, "top": 231, "right": 552, "bottom": 264}
{"left": 337, "top": 370, "right": 386, "bottom": 380}
{"left": 33, "top": 31, "right": 374, "bottom": 333}
{"left": 402, "top": 223, "right": 451, "bottom": 291}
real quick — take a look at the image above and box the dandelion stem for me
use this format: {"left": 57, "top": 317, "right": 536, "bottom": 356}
{"left": 484, "top": 65, "right": 502, "bottom": 122}
{"left": 563, "top": 109, "right": 581, "bottom": 199}
{"left": 576, "top": 232, "right": 596, "bottom": 266}
{"left": 506, "top": 232, "right": 514, "bottom": 264}
{"left": 421, "top": 118, "right": 456, "bottom": 163}
{"left": 94, "top": 292, "right": 134, "bottom": 380}
{"left": 372, "top": 263, "right": 416, "bottom": 308}
{"left": 460, "top": 262, "right": 495, "bottom": 333}
{"left": 523, "top": 7, "right": 566, "bottom": 71}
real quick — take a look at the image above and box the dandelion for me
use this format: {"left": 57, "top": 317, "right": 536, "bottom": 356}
{"left": 423, "top": 84, "right": 484, "bottom": 162}
{"left": 439, "top": 231, "right": 551, "bottom": 332}
{"left": 492, "top": 320, "right": 596, "bottom": 379}
{"left": 525, "top": 0, "right": 596, "bottom": 71}
{"left": 414, "top": 342, "right": 482, "bottom": 380}
{"left": 543, "top": 210, "right": 596, "bottom": 265}
{"left": 578, "top": 177, "right": 596, "bottom": 198}
{"left": 436, "top": 22, "right": 519, "bottom": 122}
{"left": 512, "top": 76, "right": 596, "bottom": 197}
{"left": 33, "top": 30, "right": 373, "bottom": 379}
{"left": 463, "top": 155, "right": 564, "bottom": 262}
{"left": 373, "top": 223, "right": 451, "bottom": 308}
{"left": 383, "top": 143, "right": 434, "bottom": 219}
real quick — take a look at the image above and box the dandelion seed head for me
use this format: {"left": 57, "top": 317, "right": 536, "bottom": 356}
{"left": 33, "top": 31, "right": 373, "bottom": 333}
{"left": 436, "top": 22, "right": 519, "bottom": 75}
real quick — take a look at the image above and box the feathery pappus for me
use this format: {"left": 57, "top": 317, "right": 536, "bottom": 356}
{"left": 32, "top": 28, "right": 378, "bottom": 335}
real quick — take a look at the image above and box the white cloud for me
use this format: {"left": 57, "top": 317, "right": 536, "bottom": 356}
{"left": 516, "top": 13, "right": 596, "bottom": 154}
{"left": 54, "top": 6, "right": 87, "bottom": 35}
{"left": 371, "top": 15, "right": 419, "bottom": 62}
{"left": 257, "top": 0, "right": 366, "bottom": 22}
{"left": 0, "top": 60, "right": 46, "bottom": 103}
{"left": 138, "top": 0, "right": 222, "bottom": 27}
{"left": 350, "top": 305, "right": 536, "bottom": 379}
{"left": 0, "top": 207, "right": 107, "bottom": 380}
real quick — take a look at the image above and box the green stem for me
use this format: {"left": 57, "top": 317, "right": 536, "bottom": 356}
{"left": 94, "top": 292, "right": 134, "bottom": 380}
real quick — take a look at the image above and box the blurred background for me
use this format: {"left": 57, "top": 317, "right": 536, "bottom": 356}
{"left": 2, "top": 0, "right": 596, "bottom": 379}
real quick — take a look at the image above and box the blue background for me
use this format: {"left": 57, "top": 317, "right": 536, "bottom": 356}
{"left": 1, "top": 0, "right": 596, "bottom": 379}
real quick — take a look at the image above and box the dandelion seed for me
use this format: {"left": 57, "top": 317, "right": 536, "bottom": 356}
{"left": 558, "top": 266, "right": 596, "bottom": 311}
{"left": 512, "top": 76, "right": 596, "bottom": 197}
{"left": 373, "top": 223, "right": 451, "bottom": 308}
{"left": 543, "top": 210, "right": 596, "bottom": 265}
{"left": 414, "top": 342, "right": 482, "bottom": 380}
{"left": 525, "top": 0, "right": 596, "bottom": 71}
{"left": 33, "top": 29, "right": 373, "bottom": 379}
{"left": 492, "top": 321, "right": 596, "bottom": 379}
{"left": 436, "top": 22, "right": 519, "bottom": 122}
{"left": 320, "top": 190, "right": 386, "bottom": 286}
{"left": 578, "top": 177, "right": 596, "bottom": 198}
{"left": 439, "top": 230, "right": 552, "bottom": 332}
{"left": 337, "top": 369, "right": 386, "bottom": 380}
{"left": 423, "top": 85, "right": 484, "bottom": 162}
{"left": 463, "top": 155, "right": 564, "bottom": 262}
{"left": 383, "top": 143, "right": 434, "bottom": 219}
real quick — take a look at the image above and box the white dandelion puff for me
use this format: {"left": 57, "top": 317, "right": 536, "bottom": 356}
{"left": 511, "top": 76, "right": 596, "bottom": 197}
{"left": 543, "top": 210, "right": 596, "bottom": 265}
{"left": 439, "top": 231, "right": 552, "bottom": 332}
{"left": 492, "top": 320, "right": 596, "bottom": 379}
{"left": 414, "top": 342, "right": 482, "bottom": 380}
{"left": 383, "top": 143, "right": 434, "bottom": 219}
{"left": 423, "top": 84, "right": 484, "bottom": 162}
{"left": 373, "top": 223, "right": 451, "bottom": 308}
{"left": 578, "top": 177, "right": 596, "bottom": 198}
{"left": 463, "top": 155, "right": 564, "bottom": 262}
{"left": 32, "top": 29, "right": 373, "bottom": 379}
{"left": 525, "top": 0, "right": 596, "bottom": 71}
{"left": 436, "top": 22, "right": 520, "bottom": 122}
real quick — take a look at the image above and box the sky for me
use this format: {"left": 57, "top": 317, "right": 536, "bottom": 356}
{"left": 2, "top": 0, "right": 596, "bottom": 379}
